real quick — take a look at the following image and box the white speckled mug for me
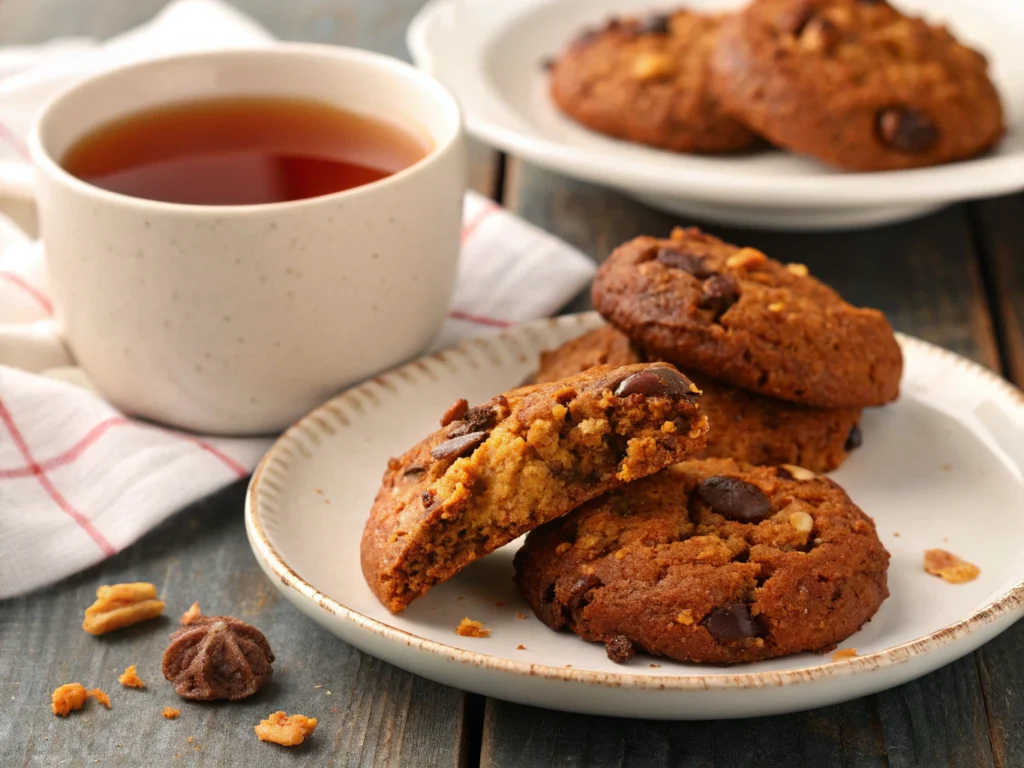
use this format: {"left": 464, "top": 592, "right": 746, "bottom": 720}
{"left": 5, "top": 44, "right": 464, "bottom": 435}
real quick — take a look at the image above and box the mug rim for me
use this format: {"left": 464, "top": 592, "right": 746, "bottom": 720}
{"left": 27, "top": 42, "right": 464, "bottom": 216}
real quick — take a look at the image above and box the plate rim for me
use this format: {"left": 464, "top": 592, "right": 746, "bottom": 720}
{"left": 246, "top": 312, "right": 1024, "bottom": 692}
{"left": 406, "top": 0, "right": 1024, "bottom": 208}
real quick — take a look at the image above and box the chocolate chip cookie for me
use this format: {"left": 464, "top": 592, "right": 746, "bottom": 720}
{"left": 361, "top": 364, "right": 710, "bottom": 612}
{"left": 591, "top": 227, "right": 903, "bottom": 408}
{"left": 710, "top": 0, "right": 1004, "bottom": 171}
{"left": 514, "top": 459, "right": 890, "bottom": 664}
{"left": 536, "top": 324, "right": 863, "bottom": 472}
{"left": 550, "top": 10, "right": 757, "bottom": 153}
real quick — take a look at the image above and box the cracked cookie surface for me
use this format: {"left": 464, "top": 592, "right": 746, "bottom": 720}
{"left": 535, "top": 324, "right": 863, "bottom": 472}
{"left": 514, "top": 459, "right": 889, "bottom": 664}
{"left": 591, "top": 227, "right": 902, "bottom": 408}
{"left": 361, "top": 364, "right": 709, "bottom": 612}
{"left": 709, "top": 0, "right": 1003, "bottom": 170}
{"left": 550, "top": 9, "right": 757, "bottom": 153}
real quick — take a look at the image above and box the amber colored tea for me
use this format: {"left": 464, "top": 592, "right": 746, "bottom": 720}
{"left": 60, "top": 96, "right": 431, "bottom": 205}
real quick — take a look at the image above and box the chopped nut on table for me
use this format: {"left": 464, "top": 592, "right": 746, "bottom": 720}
{"left": 118, "top": 665, "right": 145, "bottom": 689}
{"left": 88, "top": 688, "right": 112, "bottom": 709}
{"left": 455, "top": 618, "right": 489, "bottom": 638}
{"left": 51, "top": 683, "right": 88, "bottom": 716}
{"left": 82, "top": 582, "right": 165, "bottom": 635}
{"left": 162, "top": 616, "right": 274, "bottom": 700}
{"left": 255, "top": 712, "right": 318, "bottom": 747}
{"left": 924, "top": 549, "right": 980, "bottom": 584}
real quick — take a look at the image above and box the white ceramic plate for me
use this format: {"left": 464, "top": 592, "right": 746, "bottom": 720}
{"left": 407, "top": 0, "right": 1024, "bottom": 230}
{"left": 246, "top": 313, "right": 1024, "bottom": 719}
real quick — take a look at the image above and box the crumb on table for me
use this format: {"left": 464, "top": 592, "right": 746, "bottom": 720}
{"left": 88, "top": 688, "right": 111, "bottom": 709}
{"left": 180, "top": 602, "right": 202, "bottom": 625}
{"left": 51, "top": 683, "right": 88, "bottom": 716}
{"left": 82, "top": 582, "right": 165, "bottom": 635}
{"left": 118, "top": 665, "right": 145, "bottom": 689}
{"left": 163, "top": 707, "right": 181, "bottom": 720}
{"left": 255, "top": 712, "right": 318, "bottom": 747}
{"left": 516, "top": 612, "right": 527, "bottom": 620}
{"left": 516, "top": 644, "right": 526, "bottom": 650}
{"left": 456, "top": 618, "right": 490, "bottom": 638}
{"left": 924, "top": 549, "right": 980, "bottom": 584}
{"left": 833, "top": 648, "right": 858, "bottom": 662}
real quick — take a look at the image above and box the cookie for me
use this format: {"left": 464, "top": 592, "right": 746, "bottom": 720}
{"left": 536, "top": 324, "right": 863, "bottom": 472}
{"left": 549, "top": 10, "right": 757, "bottom": 153}
{"left": 514, "top": 459, "right": 890, "bottom": 664}
{"left": 710, "top": 0, "right": 1004, "bottom": 171}
{"left": 361, "top": 364, "right": 710, "bottom": 612}
{"left": 591, "top": 227, "right": 902, "bottom": 408}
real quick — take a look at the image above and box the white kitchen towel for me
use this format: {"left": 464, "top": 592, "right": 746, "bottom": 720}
{"left": 0, "top": 0, "right": 596, "bottom": 599}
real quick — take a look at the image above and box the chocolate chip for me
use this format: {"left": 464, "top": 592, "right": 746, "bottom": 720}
{"left": 402, "top": 465, "right": 427, "bottom": 478}
{"left": 877, "top": 106, "right": 938, "bottom": 153}
{"left": 605, "top": 635, "right": 636, "bottom": 663}
{"left": 421, "top": 489, "right": 440, "bottom": 511}
{"left": 698, "top": 476, "right": 772, "bottom": 523}
{"left": 635, "top": 13, "right": 671, "bottom": 35}
{"left": 699, "top": 274, "right": 740, "bottom": 315}
{"left": 655, "top": 247, "right": 716, "bottom": 279}
{"left": 567, "top": 575, "right": 601, "bottom": 612}
{"left": 705, "top": 603, "right": 767, "bottom": 643}
{"left": 614, "top": 367, "right": 696, "bottom": 399}
{"left": 440, "top": 398, "right": 469, "bottom": 427}
{"left": 844, "top": 423, "right": 863, "bottom": 452}
{"left": 430, "top": 431, "right": 487, "bottom": 461}
{"left": 447, "top": 405, "right": 499, "bottom": 438}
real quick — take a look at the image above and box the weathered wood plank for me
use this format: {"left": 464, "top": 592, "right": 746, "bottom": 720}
{"left": 0, "top": 483, "right": 466, "bottom": 768}
{"left": 484, "top": 160, "right": 1005, "bottom": 767}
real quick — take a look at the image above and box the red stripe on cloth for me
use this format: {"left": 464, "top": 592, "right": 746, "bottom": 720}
{"left": 460, "top": 204, "right": 498, "bottom": 244}
{"left": 0, "top": 416, "right": 127, "bottom": 479}
{"left": 447, "top": 310, "right": 512, "bottom": 328}
{"left": 0, "top": 121, "right": 29, "bottom": 161}
{"left": 175, "top": 434, "right": 248, "bottom": 478}
{"left": 0, "top": 272, "right": 54, "bottom": 316}
{"left": 0, "top": 397, "right": 117, "bottom": 556}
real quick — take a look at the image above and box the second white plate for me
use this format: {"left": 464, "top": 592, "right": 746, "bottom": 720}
{"left": 246, "top": 313, "right": 1024, "bottom": 719}
{"left": 408, "top": 0, "right": 1024, "bottom": 230}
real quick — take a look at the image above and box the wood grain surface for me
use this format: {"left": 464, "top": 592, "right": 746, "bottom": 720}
{"left": 0, "top": 1, "right": 1022, "bottom": 767}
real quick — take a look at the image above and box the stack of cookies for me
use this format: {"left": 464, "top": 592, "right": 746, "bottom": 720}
{"left": 361, "top": 227, "right": 899, "bottom": 665}
{"left": 549, "top": 0, "right": 1004, "bottom": 171}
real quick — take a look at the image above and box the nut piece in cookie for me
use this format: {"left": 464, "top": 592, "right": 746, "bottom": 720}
{"left": 549, "top": 10, "right": 757, "bottom": 153}
{"left": 709, "top": 0, "right": 1004, "bottom": 170}
{"left": 361, "top": 363, "right": 709, "bottom": 612}
{"left": 82, "top": 582, "right": 166, "bottom": 635}
{"left": 535, "top": 324, "right": 864, "bottom": 472}
{"left": 514, "top": 459, "right": 890, "bottom": 665}
{"left": 592, "top": 228, "right": 902, "bottom": 408}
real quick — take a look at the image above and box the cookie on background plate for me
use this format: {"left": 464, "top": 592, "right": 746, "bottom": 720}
{"left": 361, "top": 363, "right": 710, "bottom": 612}
{"left": 709, "top": 0, "right": 1004, "bottom": 171}
{"left": 514, "top": 459, "right": 890, "bottom": 665}
{"left": 535, "top": 324, "right": 863, "bottom": 473}
{"left": 591, "top": 227, "right": 903, "bottom": 408}
{"left": 550, "top": 9, "right": 758, "bottom": 154}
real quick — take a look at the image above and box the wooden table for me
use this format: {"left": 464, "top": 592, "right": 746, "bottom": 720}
{"left": 1, "top": 1, "right": 1022, "bottom": 765}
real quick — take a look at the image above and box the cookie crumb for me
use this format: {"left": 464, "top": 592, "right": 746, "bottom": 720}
{"left": 313, "top": 685, "right": 323, "bottom": 689}
{"left": 82, "top": 582, "right": 165, "bottom": 635}
{"left": 455, "top": 618, "right": 489, "bottom": 638}
{"left": 893, "top": 532, "right": 900, "bottom": 537}
{"left": 924, "top": 549, "right": 980, "bottom": 584}
{"left": 832, "top": 648, "right": 858, "bottom": 661}
{"left": 649, "top": 664, "right": 662, "bottom": 668}
{"left": 516, "top": 612, "right": 527, "bottom": 620}
{"left": 516, "top": 644, "right": 527, "bottom": 650}
{"left": 88, "top": 688, "right": 111, "bottom": 709}
{"left": 187, "top": 737, "right": 194, "bottom": 744}
{"left": 51, "top": 683, "right": 88, "bottom": 716}
{"left": 163, "top": 707, "right": 181, "bottom": 719}
{"left": 180, "top": 602, "right": 202, "bottom": 625}
{"left": 118, "top": 665, "right": 145, "bottom": 689}
{"left": 941, "top": 464, "right": 953, "bottom": 471}
{"left": 255, "top": 712, "right": 318, "bottom": 747}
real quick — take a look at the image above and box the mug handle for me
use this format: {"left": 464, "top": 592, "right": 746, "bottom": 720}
{"left": 0, "top": 320, "right": 75, "bottom": 372}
